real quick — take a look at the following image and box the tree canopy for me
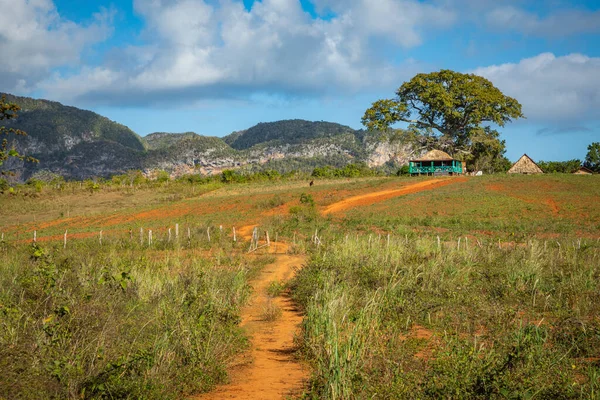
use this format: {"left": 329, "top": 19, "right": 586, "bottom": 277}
{"left": 584, "top": 142, "right": 600, "bottom": 172}
{"left": 537, "top": 159, "right": 582, "bottom": 174}
{"left": 0, "top": 95, "right": 37, "bottom": 174}
{"left": 362, "top": 69, "right": 524, "bottom": 170}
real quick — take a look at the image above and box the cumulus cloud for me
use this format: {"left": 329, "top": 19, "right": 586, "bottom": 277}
{"left": 36, "top": 0, "right": 451, "bottom": 105}
{"left": 486, "top": 6, "right": 600, "bottom": 37}
{"left": 0, "top": 0, "right": 113, "bottom": 92}
{"left": 473, "top": 53, "right": 600, "bottom": 122}
{"left": 312, "top": 0, "right": 455, "bottom": 47}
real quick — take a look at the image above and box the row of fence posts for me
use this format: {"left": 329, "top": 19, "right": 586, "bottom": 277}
{"left": 12, "top": 228, "right": 596, "bottom": 253}
{"left": 24, "top": 224, "right": 274, "bottom": 251}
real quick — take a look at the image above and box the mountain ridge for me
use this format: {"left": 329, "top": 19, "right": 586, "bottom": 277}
{"left": 1, "top": 93, "right": 413, "bottom": 180}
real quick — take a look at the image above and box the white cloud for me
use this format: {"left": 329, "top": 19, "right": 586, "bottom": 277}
{"left": 486, "top": 6, "right": 600, "bottom": 37}
{"left": 473, "top": 53, "right": 600, "bottom": 122}
{"left": 313, "top": 0, "right": 455, "bottom": 47}
{"left": 35, "top": 0, "right": 451, "bottom": 105}
{"left": 0, "top": 0, "right": 113, "bottom": 92}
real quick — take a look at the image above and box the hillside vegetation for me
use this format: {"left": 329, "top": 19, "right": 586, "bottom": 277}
{"left": 224, "top": 119, "right": 358, "bottom": 149}
{"left": 1, "top": 94, "right": 413, "bottom": 181}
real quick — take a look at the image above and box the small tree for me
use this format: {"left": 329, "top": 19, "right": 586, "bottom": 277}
{"left": 584, "top": 142, "right": 600, "bottom": 172}
{"left": 0, "top": 95, "right": 37, "bottom": 174}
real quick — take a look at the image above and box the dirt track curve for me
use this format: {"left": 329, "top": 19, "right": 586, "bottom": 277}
{"left": 196, "top": 177, "right": 468, "bottom": 399}
{"left": 323, "top": 177, "right": 468, "bottom": 215}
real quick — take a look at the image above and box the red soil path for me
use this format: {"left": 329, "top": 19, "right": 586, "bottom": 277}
{"left": 323, "top": 177, "right": 468, "bottom": 215}
{"left": 193, "top": 230, "right": 309, "bottom": 400}
{"left": 197, "top": 178, "right": 473, "bottom": 399}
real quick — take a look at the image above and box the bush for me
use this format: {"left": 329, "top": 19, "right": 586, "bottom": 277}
{"left": 26, "top": 178, "right": 44, "bottom": 193}
{"left": 156, "top": 170, "right": 170, "bottom": 183}
{"left": 397, "top": 165, "right": 410, "bottom": 176}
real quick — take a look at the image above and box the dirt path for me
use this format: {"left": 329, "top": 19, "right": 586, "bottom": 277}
{"left": 323, "top": 177, "right": 468, "bottom": 215}
{"left": 194, "top": 237, "right": 308, "bottom": 399}
{"left": 194, "top": 178, "right": 470, "bottom": 398}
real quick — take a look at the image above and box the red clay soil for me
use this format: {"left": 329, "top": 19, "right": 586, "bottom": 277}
{"left": 193, "top": 230, "right": 309, "bottom": 400}
{"left": 323, "top": 177, "right": 468, "bottom": 215}
{"left": 485, "top": 183, "right": 561, "bottom": 216}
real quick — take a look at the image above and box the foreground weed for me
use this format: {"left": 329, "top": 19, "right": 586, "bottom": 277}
{"left": 266, "top": 280, "right": 285, "bottom": 297}
{"left": 0, "top": 241, "right": 265, "bottom": 399}
{"left": 291, "top": 235, "right": 600, "bottom": 399}
{"left": 261, "top": 299, "right": 283, "bottom": 322}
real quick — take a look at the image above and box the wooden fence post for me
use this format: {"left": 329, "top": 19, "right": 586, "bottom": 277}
{"left": 63, "top": 230, "right": 67, "bottom": 249}
{"left": 175, "top": 223, "right": 179, "bottom": 240}
{"left": 207, "top": 227, "right": 211, "bottom": 242}
{"left": 233, "top": 227, "right": 237, "bottom": 242}
{"left": 34, "top": 230, "right": 37, "bottom": 243}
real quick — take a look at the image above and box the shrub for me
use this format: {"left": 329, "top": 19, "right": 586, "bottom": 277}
{"left": 397, "top": 165, "right": 410, "bottom": 175}
{"left": 156, "top": 170, "right": 170, "bottom": 183}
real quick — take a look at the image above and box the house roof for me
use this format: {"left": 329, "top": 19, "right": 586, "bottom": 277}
{"left": 507, "top": 154, "right": 544, "bottom": 174}
{"left": 573, "top": 166, "right": 594, "bottom": 174}
{"left": 410, "top": 149, "right": 456, "bottom": 162}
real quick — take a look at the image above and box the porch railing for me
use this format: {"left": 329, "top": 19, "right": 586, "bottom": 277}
{"left": 409, "top": 165, "right": 462, "bottom": 174}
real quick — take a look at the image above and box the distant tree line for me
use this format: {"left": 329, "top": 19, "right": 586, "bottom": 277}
{"left": 537, "top": 159, "right": 583, "bottom": 174}
{"left": 311, "top": 163, "right": 377, "bottom": 178}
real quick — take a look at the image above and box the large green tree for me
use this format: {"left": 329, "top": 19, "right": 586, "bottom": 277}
{"left": 0, "top": 95, "right": 37, "bottom": 174}
{"left": 584, "top": 142, "right": 600, "bottom": 172}
{"left": 362, "top": 70, "right": 524, "bottom": 170}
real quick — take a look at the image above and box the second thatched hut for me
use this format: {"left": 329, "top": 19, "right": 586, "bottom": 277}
{"left": 507, "top": 154, "right": 544, "bottom": 174}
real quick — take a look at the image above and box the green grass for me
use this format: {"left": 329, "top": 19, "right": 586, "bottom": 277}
{"left": 1, "top": 173, "right": 600, "bottom": 399}
{"left": 0, "top": 239, "right": 271, "bottom": 399}
{"left": 290, "top": 234, "right": 600, "bottom": 399}
{"left": 340, "top": 175, "right": 600, "bottom": 238}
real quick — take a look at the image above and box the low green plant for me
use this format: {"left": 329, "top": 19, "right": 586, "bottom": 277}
{"left": 0, "top": 241, "right": 268, "bottom": 399}
{"left": 291, "top": 235, "right": 600, "bottom": 398}
{"left": 266, "top": 280, "right": 285, "bottom": 297}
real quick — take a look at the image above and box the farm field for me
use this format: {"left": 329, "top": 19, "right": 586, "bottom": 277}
{"left": 1, "top": 174, "right": 599, "bottom": 399}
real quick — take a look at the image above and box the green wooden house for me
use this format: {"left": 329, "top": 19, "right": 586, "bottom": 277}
{"left": 409, "top": 150, "right": 463, "bottom": 176}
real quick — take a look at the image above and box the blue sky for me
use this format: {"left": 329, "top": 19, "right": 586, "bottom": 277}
{"left": 1, "top": 0, "right": 599, "bottom": 161}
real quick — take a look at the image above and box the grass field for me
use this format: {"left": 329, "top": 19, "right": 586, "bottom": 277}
{"left": 1, "top": 174, "right": 599, "bottom": 398}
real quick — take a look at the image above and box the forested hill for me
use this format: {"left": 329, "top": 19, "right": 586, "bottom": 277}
{"left": 1, "top": 93, "right": 145, "bottom": 152}
{"left": 223, "top": 119, "right": 358, "bottom": 150}
{"left": 1, "top": 94, "right": 413, "bottom": 181}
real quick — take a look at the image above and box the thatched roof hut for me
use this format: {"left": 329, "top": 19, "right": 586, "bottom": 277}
{"left": 507, "top": 154, "right": 543, "bottom": 174}
{"left": 409, "top": 150, "right": 463, "bottom": 175}
{"left": 410, "top": 149, "right": 455, "bottom": 162}
{"left": 573, "top": 166, "right": 594, "bottom": 175}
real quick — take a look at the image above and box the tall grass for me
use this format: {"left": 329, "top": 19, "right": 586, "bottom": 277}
{"left": 291, "top": 235, "right": 600, "bottom": 398}
{"left": 0, "top": 239, "right": 269, "bottom": 399}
